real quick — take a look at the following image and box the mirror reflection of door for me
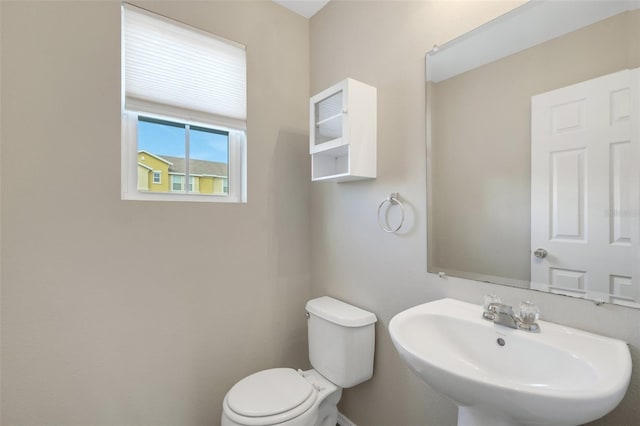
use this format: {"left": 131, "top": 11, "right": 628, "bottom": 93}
{"left": 531, "top": 69, "right": 640, "bottom": 306}
{"left": 426, "top": 1, "right": 640, "bottom": 309}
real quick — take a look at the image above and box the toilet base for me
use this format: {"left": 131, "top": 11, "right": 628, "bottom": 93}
{"left": 315, "top": 388, "right": 341, "bottom": 426}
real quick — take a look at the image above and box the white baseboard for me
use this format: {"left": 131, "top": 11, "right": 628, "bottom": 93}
{"left": 337, "top": 411, "right": 357, "bottom": 426}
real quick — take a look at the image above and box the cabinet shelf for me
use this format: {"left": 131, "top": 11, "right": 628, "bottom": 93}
{"left": 312, "top": 144, "right": 349, "bottom": 181}
{"left": 315, "top": 112, "right": 344, "bottom": 127}
{"left": 310, "top": 78, "right": 376, "bottom": 182}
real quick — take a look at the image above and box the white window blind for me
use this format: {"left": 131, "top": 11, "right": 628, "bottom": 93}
{"left": 123, "top": 4, "right": 247, "bottom": 130}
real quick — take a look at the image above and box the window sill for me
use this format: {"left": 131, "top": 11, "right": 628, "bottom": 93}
{"left": 122, "top": 190, "right": 244, "bottom": 203}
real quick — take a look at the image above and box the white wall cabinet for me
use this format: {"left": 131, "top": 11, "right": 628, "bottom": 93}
{"left": 310, "top": 78, "right": 377, "bottom": 182}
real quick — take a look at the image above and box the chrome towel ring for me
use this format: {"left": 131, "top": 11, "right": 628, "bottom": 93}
{"left": 377, "top": 192, "right": 405, "bottom": 233}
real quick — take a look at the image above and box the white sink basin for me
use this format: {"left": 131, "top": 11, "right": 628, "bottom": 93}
{"left": 389, "top": 298, "right": 631, "bottom": 426}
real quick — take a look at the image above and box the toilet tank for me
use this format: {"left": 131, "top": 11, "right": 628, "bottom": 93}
{"left": 306, "top": 296, "right": 377, "bottom": 388}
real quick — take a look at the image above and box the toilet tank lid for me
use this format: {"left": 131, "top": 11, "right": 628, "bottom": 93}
{"left": 306, "top": 296, "right": 377, "bottom": 327}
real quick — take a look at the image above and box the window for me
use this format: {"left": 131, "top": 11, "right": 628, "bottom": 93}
{"left": 121, "top": 4, "right": 246, "bottom": 202}
{"left": 171, "top": 175, "right": 182, "bottom": 192}
{"left": 170, "top": 175, "right": 197, "bottom": 192}
{"left": 135, "top": 115, "right": 230, "bottom": 195}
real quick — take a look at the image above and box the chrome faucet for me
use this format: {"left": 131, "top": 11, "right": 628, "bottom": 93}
{"left": 483, "top": 300, "right": 541, "bottom": 333}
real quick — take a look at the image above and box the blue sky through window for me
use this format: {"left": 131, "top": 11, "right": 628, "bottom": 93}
{"left": 138, "top": 119, "right": 229, "bottom": 163}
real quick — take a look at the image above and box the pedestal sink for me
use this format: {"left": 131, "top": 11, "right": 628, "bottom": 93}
{"left": 389, "top": 298, "right": 631, "bottom": 426}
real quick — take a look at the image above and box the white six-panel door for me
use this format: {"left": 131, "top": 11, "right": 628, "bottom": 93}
{"left": 531, "top": 69, "right": 639, "bottom": 305}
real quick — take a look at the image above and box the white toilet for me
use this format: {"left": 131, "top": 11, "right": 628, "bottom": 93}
{"left": 221, "top": 296, "right": 377, "bottom": 426}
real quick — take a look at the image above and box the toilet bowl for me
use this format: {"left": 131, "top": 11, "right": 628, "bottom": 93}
{"left": 221, "top": 368, "right": 341, "bottom": 426}
{"left": 221, "top": 297, "right": 377, "bottom": 426}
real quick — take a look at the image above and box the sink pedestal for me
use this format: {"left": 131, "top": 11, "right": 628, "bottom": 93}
{"left": 458, "top": 407, "right": 520, "bottom": 426}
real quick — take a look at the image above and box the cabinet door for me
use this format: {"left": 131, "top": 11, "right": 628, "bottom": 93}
{"left": 310, "top": 83, "right": 347, "bottom": 153}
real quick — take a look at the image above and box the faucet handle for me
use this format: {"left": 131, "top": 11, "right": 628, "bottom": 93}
{"left": 482, "top": 294, "right": 502, "bottom": 320}
{"left": 483, "top": 294, "right": 502, "bottom": 310}
{"left": 518, "top": 301, "right": 540, "bottom": 324}
{"left": 517, "top": 301, "right": 541, "bottom": 332}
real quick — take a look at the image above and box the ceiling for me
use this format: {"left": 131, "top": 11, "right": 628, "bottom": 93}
{"left": 272, "top": 0, "right": 331, "bottom": 18}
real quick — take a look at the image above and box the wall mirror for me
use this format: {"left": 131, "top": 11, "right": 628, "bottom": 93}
{"left": 426, "top": 0, "right": 640, "bottom": 308}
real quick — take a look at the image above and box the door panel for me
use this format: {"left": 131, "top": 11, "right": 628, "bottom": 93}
{"left": 531, "top": 69, "right": 639, "bottom": 304}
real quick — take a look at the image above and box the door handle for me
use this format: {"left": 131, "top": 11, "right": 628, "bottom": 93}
{"left": 533, "top": 248, "right": 548, "bottom": 258}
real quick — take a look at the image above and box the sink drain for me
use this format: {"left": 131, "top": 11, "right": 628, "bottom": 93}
{"left": 497, "top": 338, "right": 506, "bottom": 346}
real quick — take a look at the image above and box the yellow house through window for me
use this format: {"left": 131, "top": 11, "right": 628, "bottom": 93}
{"left": 136, "top": 116, "right": 229, "bottom": 196}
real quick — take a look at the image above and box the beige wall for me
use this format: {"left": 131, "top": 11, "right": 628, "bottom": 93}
{"left": 430, "top": 10, "right": 640, "bottom": 286}
{"left": 311, "top": 1, "right": 640, "bottom": 425}
{"left": 1, "top": 1, "right": 309, "bottom": 425}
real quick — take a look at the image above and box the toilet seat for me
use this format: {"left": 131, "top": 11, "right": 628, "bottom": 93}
{"left": 223, "top": 368, "right": 318, "bottom": 426}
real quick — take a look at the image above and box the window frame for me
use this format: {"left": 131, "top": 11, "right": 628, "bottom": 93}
{"left": 121, "top": 111, "right": 246, "bottom": 203}
{"left": 170, "top": 174, "right": 182, "bottom": 192}
{"left": 152, "top": 170, "right": 161, "bottom": 184}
